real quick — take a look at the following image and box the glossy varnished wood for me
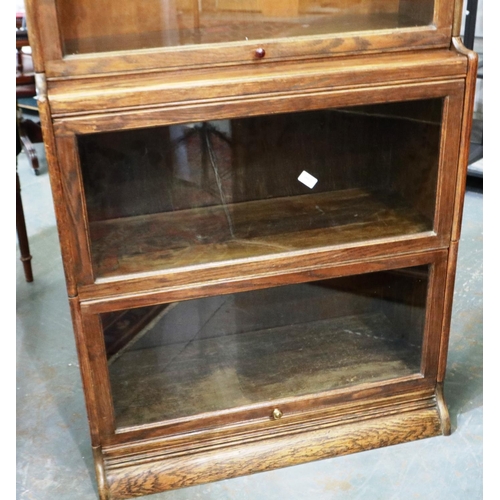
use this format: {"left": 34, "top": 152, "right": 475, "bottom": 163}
{"left": 76, "top": 251, "right": 448, "bottom": 449}
{"left": 28, "top": 0, "right": 453, "bottom": 78}
{"left": 46, "top": 29, "right": 452, "bottom": 79}
{"left": 79, "top": 249, "right": 448, "bottom": 314}
{"left": 101, "top": 388, "right": 445, "bottom": 499}
{"left": 53, "top": 134, "right": 95, "bottom": 286}
{"left": 47, "top": 50, "right": 467, "bottom": 117}
{"left": 88, "top": 189, "right": 432, "bottom": 280}
{"left": 438, "top": 239, "right": 460, "bottom": 382}
{"left": 25, "top": 0, "right": 62, "bottom": 72}
{"left": 68, "top": 297, "right": 102, "bottom": 444}
{"left": 16, "top": 171, "right": 33, "bottom": 282}
{"left": 450, "top": 37, "right": 479, "bottom": 241}
{"left": 36, "top": 81, "right": 81, "bottom": 296}
{"left": 51, "top": 79, "right": 465, "bottom": 137}
{"left": 102, "top": 381, "right": 438, "bottom": 448}
{"left": 49, "top": 75, "right": 464, "bottom": 296}
{"left": 453, "top": 0, "right": 465, "bottom": 36}
{"left": 419, "top": 253, "right": 448, "bottom": 379}
{"left": 24, "top": 1, "right": 476, "bottom": 497}
{"left": 434, "top": 37, "right": 477, "bottom": 385}
{"left": 56, "top": 1, "right": 436, "bottom": 58}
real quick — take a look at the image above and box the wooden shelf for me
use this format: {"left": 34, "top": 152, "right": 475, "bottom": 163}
{"left": 89, "top": 187, "right": 432, "bottom": 280}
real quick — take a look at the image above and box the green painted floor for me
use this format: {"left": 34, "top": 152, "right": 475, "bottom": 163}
{"left": 16, "top": 144, "right": 483, "bottom": 500}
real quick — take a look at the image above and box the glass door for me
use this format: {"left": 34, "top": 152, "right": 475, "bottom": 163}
{"left": 77, "top": 98, "right": 443, "bottom": 280}
{"left": 31, "top": 0, "right": 453, "bottom": 76}
{"left": 55, "top": 0, "right": 436, "bottom": 56}
{"left": 100, "top": 262, "right": 431, "bottom": 430}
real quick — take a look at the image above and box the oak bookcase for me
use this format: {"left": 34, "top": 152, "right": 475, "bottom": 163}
{"left": 25, "top": 1, "right": 477, "bottom": 498}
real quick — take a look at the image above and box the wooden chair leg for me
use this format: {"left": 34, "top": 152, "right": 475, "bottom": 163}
{"left": 18, "top": 126, "right": 40, "bottom": 175}
{"left": 16, "top": 171, "right": 33, "bottom": 282}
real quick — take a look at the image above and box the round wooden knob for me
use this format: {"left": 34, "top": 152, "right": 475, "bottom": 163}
{"left": 254, "top": 48, "right": 266, "bottom": 59}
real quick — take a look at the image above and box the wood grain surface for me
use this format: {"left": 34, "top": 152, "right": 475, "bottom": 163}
{"left": 102, "top": 395, "right": 444, "bottom": 498}
{"left": 47, "top": 51, "right": 467, "bottom": 117}
{"left": 109, "top": 310, "right": 422, "bottom": 427}
{"left": 88, "top": 188, "right": 432, "bottom": 279}
{"left": 24, "top": 0, "right": 452, "bottom": 78}
{"left": 22, "top": 2, "right": 474, "bottom": 498}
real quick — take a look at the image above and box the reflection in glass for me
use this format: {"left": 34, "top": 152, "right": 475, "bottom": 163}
{"left": 79, "top": 99, "right": 442, "bottom": 279}
{"left": 57, "top": 0, "right": 436, "bottom": 55}
{"left": 104, "top": 265, "right": 429, "bottom": 428}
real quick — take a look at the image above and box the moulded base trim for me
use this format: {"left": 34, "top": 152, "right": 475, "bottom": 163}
{"left": 96, "top": 387, "right": 449, "bottom": 499}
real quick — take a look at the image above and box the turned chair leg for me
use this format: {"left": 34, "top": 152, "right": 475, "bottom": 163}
{"left": 18, "top": 125, "right": 40, "bottom": 175}
{"left": 16, "top": 170, "right": 33, "bottom": 282}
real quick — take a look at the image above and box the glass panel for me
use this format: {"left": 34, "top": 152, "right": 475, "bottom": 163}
{"left": 104, "top": 265, "right": 429, "bottom": 428}
{"left": 79, "top": 99, "right": 442, "bottom": 279}
{"left": 57, "top": 0, "right": 435, "bottom": 56}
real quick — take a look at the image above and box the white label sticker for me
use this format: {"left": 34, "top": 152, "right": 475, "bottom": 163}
{"left": 298, "top": 170, "right": 318, "bottom": 189}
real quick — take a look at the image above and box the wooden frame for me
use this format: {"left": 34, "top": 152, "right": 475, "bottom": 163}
{"left": 26, "top": 0, "right": 477, "bottom": 497}
{"left": 45, "top": 49, "right": 467, "bottom": 118}
{"left": 26, "top": 0, "right": 455, "bottom": 78}
{"left": 67, "top": 248, "right": 453, "bottom": 499}
{"left": 68, "top": 250, "right": 453, "bottom": 499}
{"left": 50, "top": 74, "right": 464, "bottom": 301}
{"left": 78, "top": 249, "right": 447, "bottom": 441}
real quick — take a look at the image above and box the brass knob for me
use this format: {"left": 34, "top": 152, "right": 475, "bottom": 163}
{"left": 254, "top": 47, "right": 266, "bottom": 59}
{"left": 272, "top": 408, "right": 283, "bottom": 420}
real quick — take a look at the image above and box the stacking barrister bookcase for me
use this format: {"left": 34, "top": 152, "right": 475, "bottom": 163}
{"left": 26, "top": 0, "right": 477, "bottom": 498}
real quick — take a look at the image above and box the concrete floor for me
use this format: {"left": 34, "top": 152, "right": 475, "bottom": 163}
{"left": 16, "top": 144, "right": 483, "bottom": 500}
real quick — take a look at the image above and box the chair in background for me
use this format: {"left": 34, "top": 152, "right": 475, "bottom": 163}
{"left": 17, "top": 114, "right": 34, "bottom": 282}
{"left": 17, "top": 11, "right": 42, "bottom": 176}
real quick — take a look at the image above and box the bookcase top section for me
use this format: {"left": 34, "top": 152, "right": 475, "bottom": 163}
{"left": 26, "top": 0, "right": 462, "bottom": 78}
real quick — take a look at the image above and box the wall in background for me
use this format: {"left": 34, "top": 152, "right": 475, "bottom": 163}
{"left": 461, "top": 0, "right": 483, "bottom": 38}
{"left": 461, "top": 0, "right": 483, "bottom": 120}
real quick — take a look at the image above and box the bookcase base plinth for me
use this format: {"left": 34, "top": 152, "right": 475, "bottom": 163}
{"left": 99, "top": 387, "right": 449, "bottom": 500}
